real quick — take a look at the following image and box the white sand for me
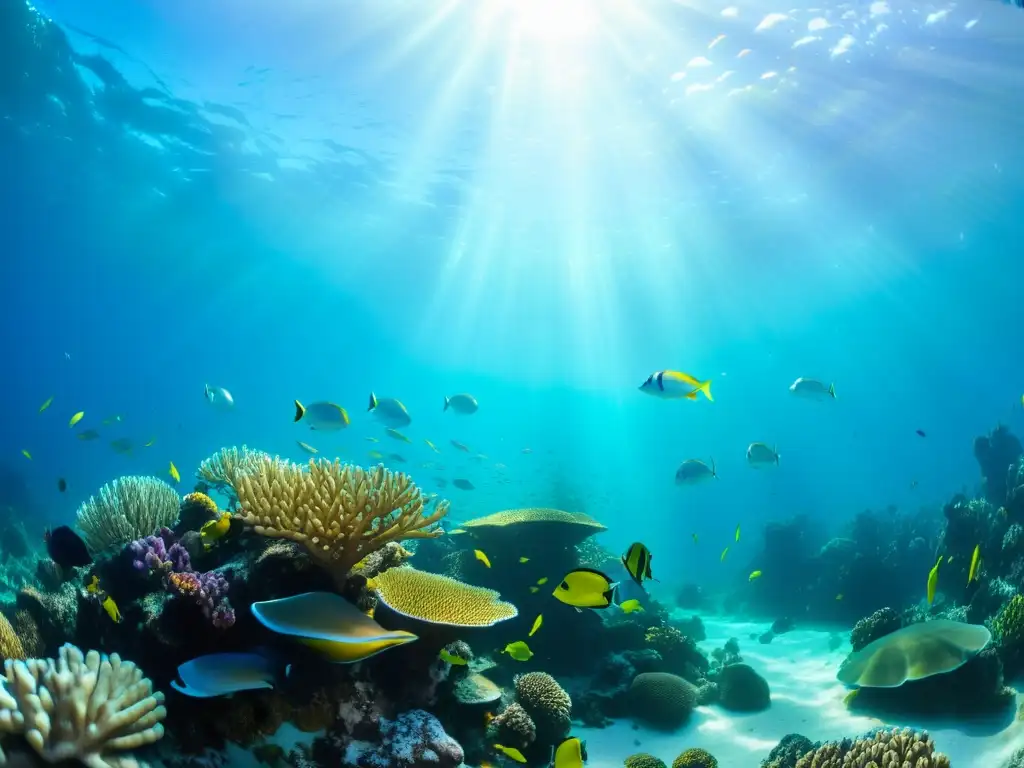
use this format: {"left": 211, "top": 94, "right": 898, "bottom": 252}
{"left": 579, "top": 617, "right": 1024, "bottom": 768}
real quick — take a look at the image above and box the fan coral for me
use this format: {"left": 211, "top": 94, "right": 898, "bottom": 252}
{"left": 514, "top": 672, "right": 572, "bottom": 743}
{"left": 233, "top": 456, "right": 447, "bottom": 576}
{"left": 673, "top": 748, "right": 718, "bottom": 768}
{"left": 716, "top": 663, "right": 771, "bottom": 712}
{"left": 76, "top": 476, "right": 180, "bottom": 554}
{"left": 850, "top": 607, "right": 902, "bottom": 652}
{"left": 625, "top": 755, "right": 667, "bottom": 768}
{"left": 369, "top": 567, "right": 518, "bottom": 627}
{"left": 0, "top": 612, "right": 25, "bottom": 662}
{"left": 486, "top": 702, "right": 536, "bottom": 748}
{"left": 794, "top": 728, "right": 949, "bottom": 768}
{"left": 628, "top": 672, "right": 698, "bottom": 730}
{"left": 0, "top": 643, "right": 166, "bottom": 766}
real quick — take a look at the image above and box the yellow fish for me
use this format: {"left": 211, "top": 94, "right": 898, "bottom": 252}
{"left": 366, "top": 437, "right": 380, "bottom": 443}
{"left": 968, "top": 545, "right": 981, "bottom": 585}
{"left": 200, "top": 513, "right": 232, "bottom": 549}
{"left": 368, "top": 450, "right": 384, "bottom": 459}
{"left": 169, "top": 462, "right": 180, "bottom": 484}
{"left": 425, "top": 439, "right": 441, "bottom": 453}
{"left": 735, "top": 524, "right": 741, "bottom": 542}
{"left": 529, "top": 586, "right": 540, "bottom": 593}
{"left": 553, "top": 737, "right": 588, "bottom": 768}
{"left": 386, "top": 428, "right": 411, "bottom": 443}
{"left": 494, "top": 745, "right": 528, "bottom": 764}
{"left": 38, "top": 396, "right": 53, "bottom": 413}
{"left": 536, "top": 577, "right": 548, "bottom": 586}
{"left": 143, "top": 438, "right": 156, "bottom": 447}
{"left": 619, "top": 599, "right": 643, "bottom": 614}
{"left": 552, "top": 569, "right": 618, "bottom": 609}
{"left": 20, "top": 449, "right": 31, "bottom": 460}
{"left": 502, "top": 641, "right": 533, "bottom": 662}
{"left": 102, "top": 596, "right": 122, "bottom": 623}
{"left": 529, "top": 614, "right": 543, "bottom": 637}
{"left": 68, "top": 411, "right": 85, "bottom": 428}
{"left": 439, "top": 648, "right": 469, "bottom": 666}
{"left": 749, "top": 570, "right": 762, "bottom": 582}
{"left": 475, "top": 550, "right": 491, "bottom": 568}
{"left": 720, "top": 547, "right": 729, "bottom": 562}
{"left": 947, "top": 556, "right": 954, "bottom": 564}
{"left": 638, "top": 370, "right": 713, "bottom": 401}
{"left": 927, "top": 555, "right": 942, "bottom": 605}
{"left": 86, "top": 575, "right": 100, "bottom": 594}
{"left": 519, "top": 557, "right": 529, "bottom": 564}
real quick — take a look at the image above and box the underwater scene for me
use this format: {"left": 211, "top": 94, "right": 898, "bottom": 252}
{"left": 3, "top": 0, "right": 1024, "bottom": 767}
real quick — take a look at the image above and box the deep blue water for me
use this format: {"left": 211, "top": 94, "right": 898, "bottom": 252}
{"left": 3, "top": 0, "right": 1024, "bottom": 589}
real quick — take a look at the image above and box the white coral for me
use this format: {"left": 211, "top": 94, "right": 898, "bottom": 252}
{"left": 0, "top": 644, "right": 165, "bottom": 767}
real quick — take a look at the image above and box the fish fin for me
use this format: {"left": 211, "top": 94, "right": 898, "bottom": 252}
{"left": 293, "top": 400, "right": 305, "bottom": 422}
{"left": 829, "top": 382, "right": 836, "bottom": 398}
{"left": 685, "top": 390, "right": 698, "bottom": 400}
{"left": 698, "top": 379, "right": 713, "bottom": 402}
{"left": 711, "top": 457, "right": 717, "bottom": 478}
{"left": 368, "top": 392, "right": 377, "bottom": 411}
{"left": 444, "top": 396, "right": 450, "bottom": 411}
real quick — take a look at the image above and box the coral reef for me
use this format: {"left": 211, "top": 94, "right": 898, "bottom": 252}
{"left": 761, "top": 734, "right": 817, "bottom": 768}
{"left": 849, "top": 607, "right": 901, "bottom": 652}
{"left": 76, "top": 476, "right": 181, "bottom": 554}
{"left": 625, "top": 755, "right": 668, "bottom": 768}
{"left": 794, "top": 728, "right": 948, "bottom": 768}
{"left": 370, "top": 567, "right": 518, "bottom": 629}
{"left": 486, "top": 702, "right": 536, "bottom": 749}
{"left": 627, "top": 672, "right": 698, "bottom": 730}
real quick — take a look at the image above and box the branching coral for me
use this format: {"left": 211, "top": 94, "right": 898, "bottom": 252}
{"left": 232, "top": 456, "right": 448, "bottom": 576}
{"left": 514, "top": 672, "right": 572, "bottom": 743}
{"left": 0, "top": 643, "right": 166, "bottom": 767}
{"left": 197, "top": 445, "right": 269, "bottom": 492}
{"left": 75, "top": 476, "right": 180, "bottom": 555}
{"left": 794, "top": 728, "right": 949, "bottom": 768}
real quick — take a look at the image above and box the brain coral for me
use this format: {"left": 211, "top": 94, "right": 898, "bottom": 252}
{"left": 514, "top": 672, "right": 572, "bottom": 742}
{"left": 628, "top": 672, "right": 698, "bottom": 730}
{"left": 794, "top": 728, "right": 949, "bottom": 768}
{"left": 486, "top": 702, "right": 536, "bottom": 748}
{"left": 717, "top": 663, "right": 771, "bottom": 712}
{"left": 673, "top": 748, "right": 718, "bottom": 768}
{"left": 370, "top": 567, "right": 518, "bottom": 627}
{"left": 625, "top": 755, "right": 667, "bottom": 768}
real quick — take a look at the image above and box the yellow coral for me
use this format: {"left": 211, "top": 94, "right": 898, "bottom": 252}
{"left": 369, "top": 566, "right": 518, "bottom": 627}
{"left": 626, "top": 756, "right": 667, "bottom": 768}
{"left": 168, "top": 572, "right": 198, "bottom": 595}
{"left": 233, "top": 457, "right": 447, "bottom": 575}
{"left": 794, "top": 728, "right": 949, "bottom": 768}
{"left": 182, "top": 491, "right": 218, "bottom": 516}
{"left": 0, "top": 612, "right": 26, "bottom": 661}
{"left": 453, "top": 508, "right": 606, "bottom": 536}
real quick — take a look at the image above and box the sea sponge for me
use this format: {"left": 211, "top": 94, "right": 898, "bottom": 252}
{"left": 75, "top": 476, "right": 180, "bottom": 554}
{"left": 850, "top": 607, "right": 902, "bottom": 652}
{"left": 673, "top": 748, "right": 718, "bottom": 768}
{"left": 233, "top": 457, "right": 448, "bottom": 576}
{"left": 717, "top": 663, "right": 771, "bottom": 712}
{"left": 794, "top": 728, "right": 949, "bottom": 768}
{"left": 625, "top": 755, "right": 667, "bottom": 768}
{"left": 628, "top": 672, "right": 698, "bottom": 730}
{"left": 450, "top": 508, "right": 607, "bottom": 548}
{"left": 486, "top": 702, "right": 536, "bottom": 748}
{"left": 0, "top": 643, "right": 166, "bottom": 766}
{"left": 514, "top": 672, "right": 572, "bottom": 742}
{"left": 369, "top": 567, "right": 518, "bottom": 627}
{"left": 0, "top": 612, "right": 26, "bottom": 662}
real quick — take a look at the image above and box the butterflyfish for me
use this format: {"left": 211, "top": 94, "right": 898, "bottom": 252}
{"left": 68, "top": 411, "right": 84, "bottom": 428}
{"left": 172, "top": 652, "right": 283, "bottom": 698}
{"left": 619, "top": 599, "right": 643, "bottom": 614}
{"left": 638, "top": 370, "right": 713, "bottom": 401}
{"left": 251, "top": 591, "right": 417, "bottom": 663}
{"left": 444, "top": 394, "right": 479, "bottom": 414}
{"left": 200, "top": 513, "right": 232, "bottom": 549}
{"left": 789, "top": 378, "right": 836, "bottom": 400}
{"left": 475, "top": 550, "right": 491, "bottom": 568}
{"left": 621, "top": 542, "right": 655, "bottom": 586}
{"left": 368, "top": 393, "right": 412, "bottom": 427}
{"left": 169, "top": 462, "right": 180, "bottom": 484}
{"left": 552, "top": 568, "right": 618, "bottom": 609}
{"left": 553, "top": 737, "right": 588, "bottom": 768}
{"left": 968, "top": 545, "right": 981, "bottom": 584}
{"left": 927, "top": 555, "right": 942, "bottom": 605}
{"left": 102, "top": 596, "right": 122, "bottom": 623}
{"left": 529, "top": 614, "right": 543, "bottom": 637}
{"left": 749, "top": 570, "right": 763, "bottom": 582}
{"left": 746, "top": 442, "right": 780, "bottom": 467}
{"left": 39, "top": 396, "right": 53, "bottom": 413}
{"left": 494, "top": 745, "right": 528, "bottom": 763}
{"left": 294, "top": 400, "right": 350, "bottom": 431}
{"left": 439, "top": 649, "right": 469, "bottom": 666}
{"left": 502, "top": 641, "right": 533, "bottom": 661}
{"left": 675, "top": 458, "right": 717, "bottom": 485}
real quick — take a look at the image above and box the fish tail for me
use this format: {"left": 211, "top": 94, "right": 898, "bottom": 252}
{"left": 698, "top": 379, "right": 713, "bottom": 402}
{"left": 444, "top": 396, "right": 450, "bottom": 411}
{"left": 293, "top": 400, "right": 305, "bottom": 422}
{"left": 829, "top": 382, "right": 836, "bottom": 399}
{"left": 711, "top": 457, "right": 717, "bottom": 478}
{"left": 368, "top": 392, "right": 378, "bottom": 411}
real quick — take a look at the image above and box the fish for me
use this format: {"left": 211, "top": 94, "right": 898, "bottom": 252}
{"left": 836, "top": 594, "right": 844, "bottom": 601}
{"left": 439, "top": 648, "right": 469, "bottom": 665}
{"left": 720, "top": 547, "right": 729, "bottom": 562}
{"left": 749, "top": 570, "right": 763, "bottom": 582}
{"left": 45, "top": 526, "right": 93, "bottom": 569}
{"left": 529, "top": 614, "right": 543, "bottom": 637}
{"left": 444, "top": 394, "right": 479, "bottom": 414}
{"left": 675, "top": 458, "right": 717, "bottom": 485}
{"left": 294, "top": 400, "right": 350, "bottom": 431}
{"left": 20, "top": 449, "right": 31, "bottom": 460}
{"left": 169, "top": 462, "right": 180, "bottom": 484}
{"left": 553, "top": 737, "right": 588, "bottom": 768}
{"left": 502, "top": 641, "right": 534, "bottom": 662}
{"left": 916, "top": 429, "right": 927, "bottom": 438}
{"left": 143, "top": 438, "right": 156, "bottom": 447}
{"left": 927, "top": 555, "right": 942, "bottom": 605}
{"left": 621, "top": 542, "right": 655, "bottom": 586}
{"left": 39, "top": 396, "right": 53, "bottom": 413}
{"left": 638, "top": 371, "right": 713, "bottom": 401}
{"left": 475, "top": 550, "right": 492, "bottom": 568}
{"left": 172, "top": 652, "right": 284, "bottom": 698}
{"left": 204, "top": 384, "right": 235, "bottom": 410}
{"left": 86, "top": 575, "right": 100, "bottom": 594}
{"left": 68, "top": 411, "right": 85, "bottom": 428}
{"left": 109, "top": 438, "right": 134, "bottom": 455}
{"left": 692, "top": 533, "right": 698, "bottom": 544}
{"left": 536, "top": 577, "right": 548, "bottom": 586}
{"left": 968, "top": 545, "right": 981, "bottom": 584}
{"left": 529, "top": 586, "right": 540, "bottom": 593}
{"left": 494, "top": 745, "right": 528, "bottom": 763}
{"left": 102, "top": 415, "right": 123, "bottom": 425}
{"left": 746, "top": 442, "right": 780, "bottom": 467}
{"left": 296, "top": 440, "right": 319, "bottom": 455}
{"left": 102, "top": 595, "right": 122, "bottom": 623}
{"left": 368, "top": 393, "right": 412, "bottom": 427}
{"left": 519, "top": 557, "right": 530, "bottom": 564}
{"left": 453, "top": 479, "right": 475, "bottom": 491}
{"left": 450, "top": 440, "right": 471, "bottom": 452}
{"left": 947, "top": 556, "right": 954, "bottom": 564}
{"left": 200, "top": 513, "right": 232, "bottom": 549}
{"left": 735, "top": 525, "right": 741, "bottom": 542}
{"left": 57, "top": 478, "right": 67, "bottom": 492}
{"left": 366, "top": 437, "right": 380, "bottom": 443}
{"left": 789, "top": 378, "right": 836, "bottom": 400}
{"left": 424, "top": 439, "right": 441, "bottom": 453}
{"left": 368, "top": 450, "right": 384, "bottom": 460}
{"left": 552, "top": 568, "right": 618, "bottom": 610}
{"left": 77, "top": 429, "right": 100, "bottom": 441}
{"left": 385, "top": 428, "right": 411, "bottom": 443}
{"left": 619, "top": 599, "right": 643, "bottom": 614}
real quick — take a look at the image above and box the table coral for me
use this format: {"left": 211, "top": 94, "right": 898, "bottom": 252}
{"left": 369, "top": 567, "right": 518, "bottom": 627}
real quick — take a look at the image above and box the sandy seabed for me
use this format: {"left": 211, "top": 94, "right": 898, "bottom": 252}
{"left": 579, "top": 616, "right": 1024, "bottom": 768}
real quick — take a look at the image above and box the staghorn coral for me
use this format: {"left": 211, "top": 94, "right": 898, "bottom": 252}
{"left": 486, "top": 702, "right": 536, "bottom": 748}
{"left": 514, "top": 672, "right": 572, "bottom": 743}
{"left": 75, "top": 476, "right": 180, "bottom": 555}
{"left": 628, "top": 672, "right": 698, "bottom": 730}
{"left": 673, "top": 749, "right": 718, "bottom": 768}
{"left": 794, "top": 728, "right": 949, "bottom": 768}
{"left": 233, "top": 456, "right": 448, "bottom": 576}
{"left": 370, "top": 566, "right": 518, "bottom": 627}
{"left": 0, "top": 643, "right": 166, "bottom": 767}
{"left": 850, "top": 607, "right": 901, "bottom": 652}
{"left": 0, "top": 612, "right": 25, "bottom": 662}
{"left": 625, "top": 755, "right": 667, "bottom": 768}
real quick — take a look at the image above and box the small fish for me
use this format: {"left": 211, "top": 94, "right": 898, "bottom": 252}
{"left": 749, "top": 570, "right": 763, "bottom": 582}
{"left": 366, "top": 437, "right": 380, "bottom": 443}
{"left": 502, "top": 641, "right": 534, "bottom": 662}
{"left": 836, "top": 594, "right": 843, "bottom": 601}
{"left": 424, "top": 439, "right": 440, "bottom": 453}
{"left": 385, "top": 427, "right": 411, "bottom": 443}
{"left": 947, "top": 556, "right": 954, "bottom": 564}
{"left": 200, "top": 513, "right": 232, "bottom": 549}
{"left": 45, "top": 526, "right": 92, "bottom": 569}
{"left": 692, "top": 533, "right": 698, "bottom": 544}
{"left": 102, "top": 595, "right": 122, "bottom": 623}
{"left": 143, "top": 437, "right": 156, "bottom": 447}
{"left": 910, "top": 479, "right": 918, "bottom": 490}
{"left": 296, "top": 440, "right": 319, "bottom": 455}
{"left": 77, "top": 429, "right": 100, "bottom": 441}
{"left": 789, "top": 378, "right": 836, "bottom": 400}
{"left": 529, "top": 586, "right": 540, "bottom": 593}
{"left": 536, "top": 577, "right": 548, "bottom": 586}
{"left": 927, "top": 555, "right": 942, "bottom": 605}
{"left": 39, "top": 396, "right": 53, "bottom": 413}
{"left": 204, "top": 384, "right": 235, "bottom": 410}
{"left": 519, "top": 557, "right": 530, "bottom": 564}
{"left": 444, "top": 394, "right": 479, "bottom": 414}
{"left": 86, "top": 575, "right": 100, "bottom": 594}
{"left": 675, "top": 458, "right": 717, "bottom": 485}
{"left": 553, "top": 737, "right": 588, "bottom": 768}
{"left": 521, "top": 448, "right": 532, "bottom": 454}
{"left": 439, "top": 648, "right": 469, "bottom": 666}
{"left": 368, "top": 450, "right": 384, "bottom": 460}
{"left": 621, "top": 542, "right": 655, "bottom": 586}
{"left": 638, "top": 371, "right": 713, "bottom": 401}
{"left": 169, "top": 462, "right": 180, "bottom": 484}
{"left": 453, "top": 479, "right": 475, "bottom": 491}
{"left": 475, "top": 550, "right": 491, "bottom": 568}
{"left": 68, "top": 411, "right": 85, "bottom": 428}
{"left": 735, "top": 524, "right": 741, "bottom": 542}
{"left": 494, "top": 745, "right": 528, "bottom": 763}
{"left": 57, "top": 478, "right": 67, "bottom": 492}
{"left": 450, "top": 440, "right": 471, "bottom": 452}
{"left": 101, "top": 415, "right": 123, "bottom": 425}
{"left": 552, "top": 569, "right": 618, "bottom": 609}
{"left": 294, "top": 400, "right": 350, "bottom": 431}
{"left": 619, "top": 599, "right": 643, "bottom": 614}
{"left": 368, "top": 393, "right": 412, "bottom": 427}
{"left": 110, "top": 438, "right": 134, "bottom": 455}
{"left": 968, "top": 545, "right": 981, "bottom": 584}
{"left": 529, "top": 614, "right": 543, "bottom": 637}
{"left": 20, "top": 449, "right": 31, "bottom": 460}
{"left": 720, "top": 547, "right": 729, "bottom": 562}
{"left": 916, "top": 429, "right": 927, "bottom": 438}
{"left": 746, "top": 442, "right": 780, "bottom": 467}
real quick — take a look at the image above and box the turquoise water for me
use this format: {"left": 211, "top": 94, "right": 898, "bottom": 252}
{"left": 3, "top": 0, "right": 1024, "bottom": 590}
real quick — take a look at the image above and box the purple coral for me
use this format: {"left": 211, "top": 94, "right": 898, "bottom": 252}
{"left": 167, "top": 570, "right": 236, "bottom": 629}
{"left": 130, "top": 527, "right": 190, "bottom": 573}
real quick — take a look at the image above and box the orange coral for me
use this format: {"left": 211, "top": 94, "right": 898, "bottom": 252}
{"left": 168, "top": 572, "right": 198, "bottom": 595}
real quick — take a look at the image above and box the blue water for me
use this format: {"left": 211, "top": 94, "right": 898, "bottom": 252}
{"left": 3, "top": 0, "right": 1024, "bottom": 595}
